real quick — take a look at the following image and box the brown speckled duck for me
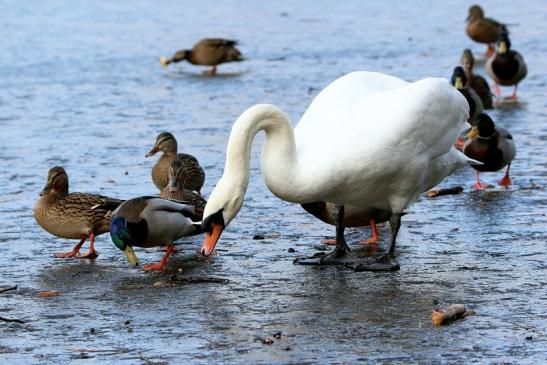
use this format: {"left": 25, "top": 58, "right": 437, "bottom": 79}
{"left": 301, "top": 202, "right": 392, "bottom": 245}
{"left": 33, "top": 166, "right": 124, "bottom": 259}
{"left": 146, "top": 132, "right": 205, "bottom": 193}
{"left": 466, "top": 5, "right": 507, "bottom": 56}
{"left": 463, "top": 114, "right": 516, "bottom": 189}
{"left": 486, "top": 30, "right": 527, "bottom": 100}
{"left": 460, "top": 49, "right": 493, "bottom": 109}
{"left": 160, "top": 160, "right": 207, "bottom": 214}
{"left": 160, "top": 38, "right": 244, "bottom": 75}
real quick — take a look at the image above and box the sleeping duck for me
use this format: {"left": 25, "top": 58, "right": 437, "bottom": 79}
{"left": 466, "top": 5, "right": 507, "bottom": 56}
{"left": 486, "top": 30, "right": 527, "bottom": 100}
{"left": 301, "top": 202, "right": 392, "bottom": 245}
{"left": 460, "top": 49, "right": 493, "bottom": 109}
{"left": 146, "top": 132, "right": 205, "bottom": 193}
{"left": 110, "top": 197, "right": 203, "bottom": 271}
{"left": 34, "top": 166, "right": 124, "bottom": 259}
{"left": 160, "top": 38, "right": 244, "bottom": 75}
{"left": 463, "top": 113, "right": 516, "bottom": 189}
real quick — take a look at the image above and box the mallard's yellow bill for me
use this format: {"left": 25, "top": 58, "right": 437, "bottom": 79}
{"left": 124, "top": 246, "right": 139, "bottom": 266}
{"left": 466, "top": 126, "right": 479, "bottom": 139}
{"left": 498, "top": 41, "right": 507, "bottom": 54}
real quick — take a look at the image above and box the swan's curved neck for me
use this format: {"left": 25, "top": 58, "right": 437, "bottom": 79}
{"left": 222, "top": 104, "right": 303, "bottom": 203}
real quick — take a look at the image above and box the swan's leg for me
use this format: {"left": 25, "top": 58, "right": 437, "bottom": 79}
{"left": 352, "top": 213, "right": 401, "bottom": 272}
{"left": 293, "top": 204, "right": 353, "bottom": 265}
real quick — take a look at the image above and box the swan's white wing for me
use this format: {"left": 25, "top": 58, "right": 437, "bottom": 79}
{"left": 296, "top": 71, "right": 408, "bottom": 135}
{"left": 292, "top": 74, "right": 469, "bottom": 208}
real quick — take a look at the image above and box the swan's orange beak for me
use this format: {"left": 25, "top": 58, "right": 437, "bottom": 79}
{"left": 201, "top": 223, "right": 224, "bottom": 256}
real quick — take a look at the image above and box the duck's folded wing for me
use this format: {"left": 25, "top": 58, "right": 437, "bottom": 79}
{"left": 89, "top": 194, "right": 125, "bottom": 211}
{"left": 144, "top": 198, "right": 200, "bottom": 222}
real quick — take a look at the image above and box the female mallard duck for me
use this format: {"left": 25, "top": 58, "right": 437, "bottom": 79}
{"left": 199, "top": 71, "right": 476, "bottom": 271}
{"left": 160, "top": 38, "right": 244, "bottom": 75}
{"left": 301, "top": 202, "right": 392, "bottom": 245}
{"left": 161, "top": 160, "right": 207, "bottom": 210}
{"left": 463, "top": 113, "right": 516, "bottom": 189}
{"left": 486, "top": 30, "right": 527, "bottom": 100}
{"left": 33, "top": 166, "right": 124, "bottom": 259}
{"left": 451, "top": 66, "right": 483, "bottom": 125}
{"left": 466, "top": 5, "right": 507, "bottom": 56}
{"left": 146, "top": 132, "right": 205, "bottom": 193}
{"left": 110, "top": 197, "right": 203, "bottom": 271}
{"left": 460, "top": 49, "right": 493, "bottom": 109}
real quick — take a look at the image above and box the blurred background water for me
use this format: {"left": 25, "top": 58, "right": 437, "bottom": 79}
{"left": 0, "top": 0, "right": 546, "bottom": 363}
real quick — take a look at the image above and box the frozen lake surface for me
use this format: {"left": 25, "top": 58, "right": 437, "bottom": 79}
{"left": 0, "top": 0, "right": 546, "bottom": 363}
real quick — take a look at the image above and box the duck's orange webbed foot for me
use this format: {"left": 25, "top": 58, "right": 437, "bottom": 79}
{"left": 76, "top": 233, "right": 99, "bottom": 259}
{"left": 142, "top": 244, "right": 176, "bottom": 271}
{"left": 473, "top": 181, "right": 491, "bottom": 190}
{"left": 320, "top": 238, "right": 337, "bottom": 245}
{"left": 54, "top": 237, "right": 85, "bottom": 258}
{"left": 76, "top": 249, "right": 99, "bottom": 259}
{"left": 498, "top": 166, "right": 512, "bottom": 187}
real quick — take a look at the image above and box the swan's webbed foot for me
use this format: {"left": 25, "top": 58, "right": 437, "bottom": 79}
{"left": 293, "top": 246, "right": 354, "bottom": 266}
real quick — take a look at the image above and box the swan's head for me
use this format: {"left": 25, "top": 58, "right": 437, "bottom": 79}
{"left": 200, "top": 177, "right": 245, "bottom": 256}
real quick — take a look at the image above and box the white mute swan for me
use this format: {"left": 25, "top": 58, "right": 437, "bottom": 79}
{"left": 200, "top": 71, "right": 475, "bottom": 271}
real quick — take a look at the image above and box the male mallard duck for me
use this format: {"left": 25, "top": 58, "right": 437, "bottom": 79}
{"left": 451, "top": 66, "right": 483, "bottom": 125}
{"left": 160, "top": 38, "right": 244, "bottom": 75}
{"left": 160, "top": 159, "right": 207, "bottom": 206}
{"left": 463, "top": 113, "right": 516, "bottom": 189}
{"left": 33, "top": 166, "right": 124, "bottom": 259}
{"left": 199, "top": 71, "right": 476, "bottom": 271}
{"left": 146, "top": 132, "right": 205, "bottom": 193}
{"left": 466, "top": 5, "right": 507, "bottom": 56}
{"left": 460, "top": 49, "right": 493, "bottom": 109}
{"left": 110, "top": 197, "right": 203, "bottom": 271}
{"left": 486, "top": 30, "right": 527, "bottom": 100}
{"left": 301, "top": 202, "right": 391, "bottom": 245}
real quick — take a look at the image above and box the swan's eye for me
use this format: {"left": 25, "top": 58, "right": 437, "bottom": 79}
{"left": 202, "top": 209, "right": 225, "bottom": 234}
